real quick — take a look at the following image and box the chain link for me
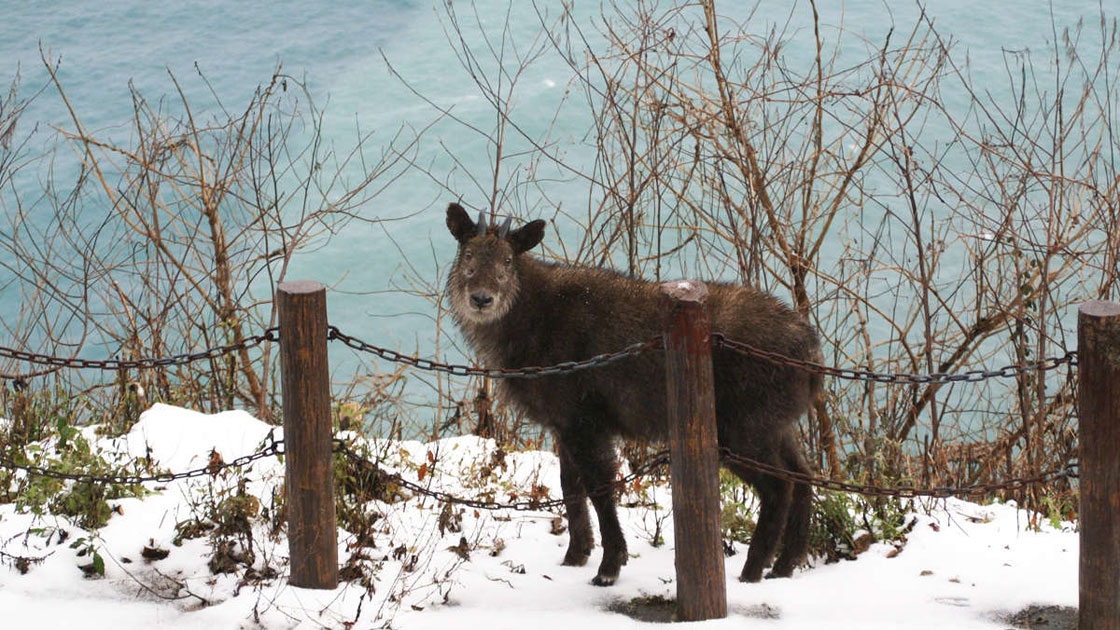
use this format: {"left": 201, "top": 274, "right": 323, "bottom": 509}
{"left": 0, "top": 324, "right": 1080, "bottom": 386}
{"left": 335, "top": 441, "right": 669, "bottom": 511}
{"left": 328, "top": 325, "right": 660, "bottom": 379}
{"left": 0, "top": 328, "right": 279, "bottom": 375}
{"left": 719, "top": 448, "right": 1078, "bottom": 499}
{"left": 2, "top": 434, "right": 1078, "bottom": 508}
{"left": 0, "top": 439, "right": 283, "bottom": 485}
{"left": 0, "top": 323, "right": 1085, "bottom": 504}
{"left": 337, "top": 440, "right": 1077, "bottom": 506}
{"left": 713, "top": 333, "right": 1078, "bottom": 385}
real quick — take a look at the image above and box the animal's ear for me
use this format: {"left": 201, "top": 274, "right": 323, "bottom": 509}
{"left": 446, "top": 202, "right": 475, "bottom": 243}
{"left": 508, "top": 219, "right": 546, "bottom": 254}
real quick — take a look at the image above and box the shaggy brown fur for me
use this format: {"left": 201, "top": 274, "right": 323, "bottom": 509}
{"left": 444, "top": 202, "right": 821, "bottom": 586}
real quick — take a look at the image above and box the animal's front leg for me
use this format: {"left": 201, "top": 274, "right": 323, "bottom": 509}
{"left": 560, "top": 426, "right": 627, "bottom": 586}
{"left": 556, "top": 434, "right": 593, "bottom": 567}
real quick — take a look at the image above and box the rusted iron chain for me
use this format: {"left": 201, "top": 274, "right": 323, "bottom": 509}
{"left": 713, "top": 332, "right": 1078, "bottom": 384}
{"left": 334, "top": 440, "right": 670, "bottom": 511}
{"left": 1, "top": 324, "right": 1081, "bottom": 386}
{"left": 337, "top": 438, "right": 1076, "bottom": 507}
{"left": 719, "top": 448, "right": 1079, "bottom": 499}
{"left": 2, "top": 432, "right": 1078, "bottom": 509}
{"left": 0, "top": 328, "right": 279, "bottom": 374}
{"left": 328, "top": 325, "right": 660, "bottom": 379}
{"left": 0, "top": 438, "right": 284, "bottom": 485}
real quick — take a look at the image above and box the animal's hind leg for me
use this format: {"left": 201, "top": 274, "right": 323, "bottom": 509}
{"left": 555, "top": 436, "right": 593, "bottom": 567}
{"left": 726, "top": 459, "right": 793, "bottom": 583}
{"left": 560, "top": 426, "right": 627, "bottom": 586}
{"left": 770, "top": 440, "right": 812, "bottom": 578}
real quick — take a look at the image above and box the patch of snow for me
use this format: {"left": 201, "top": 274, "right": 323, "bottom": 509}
{"left": 121, "top": 403, "right": 278, "bottom": 472}
{"left": 1, "top": 404, "right": 1078, "bottom": 630}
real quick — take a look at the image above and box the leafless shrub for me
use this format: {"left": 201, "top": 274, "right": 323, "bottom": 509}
{"left": 1, "top": 55, "right": 417, "bottom": 426}
{"left": 399, "top": 1, "right": 1115, "bottom": 510}
{"left": 1, "top": 2, "right": 1113, "bottom": 515}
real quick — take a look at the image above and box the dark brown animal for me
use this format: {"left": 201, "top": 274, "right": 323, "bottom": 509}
{"left": 444, "top": 202, "right": 821, "bottom": 586}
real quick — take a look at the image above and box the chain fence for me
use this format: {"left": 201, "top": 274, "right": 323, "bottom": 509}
{"left": 713, "top": 333, "right": 1079, "bottom": 385}
{"left": 1, "top": 324, "right": 1079, "bottom": 385}
{"left": 0, "top": 434, "right": 1076, "bottom": 509}
{"left": 0, "top": 328, "right": 278, "bottom": 376}
{"left": 0, "top": 433, "right": 666, "bottom": 516}
{"left": 334, "top": 440, "right": 670, "bottom": 511}
{"left": 327, "top": 325, "right": 660, "bottom": 379}
{"left": 0, "top": 323, "right": 1084, "bottom": 504}
{"left": 0, "top": 437, "right": 284, "bottom": 486}
{"left": 719, "top": 449, "right": 1078, "bottom": 499}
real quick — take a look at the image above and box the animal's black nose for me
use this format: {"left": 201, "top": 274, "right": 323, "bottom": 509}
{"left": 470, "top": 292, "right": 494, "bottom": 309}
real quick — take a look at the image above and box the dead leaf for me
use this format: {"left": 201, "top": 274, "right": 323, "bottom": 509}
{"left": 141, "top": 546, "right": 170, "bottom": 561}
{"left": 490, "top": 538, "right": 506, "bottom": 557}
{"left": 447, "top": 536, "right": 471, "bottom": 561}
{"left": 851, "top": 532, "right": 873, "bottom": 555}
{"left": 207, "top": 450, "right": 224, "bottom": 476}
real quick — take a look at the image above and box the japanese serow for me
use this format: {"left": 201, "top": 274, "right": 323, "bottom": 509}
{"left": 444, "top": 202, "right": 822, "bottom": 586}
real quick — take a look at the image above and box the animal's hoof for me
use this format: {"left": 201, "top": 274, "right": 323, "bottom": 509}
{"left": 766, "top": 566, "right": 793, "bottom": 580}
{"left": 562, "top": 553, "right": 590, "bottom": 567}
{"left": 739, "top": 572, "right": 763, "bottom": 583}
{"left": 591, "top": 573, "right": 618, "bottom": 587}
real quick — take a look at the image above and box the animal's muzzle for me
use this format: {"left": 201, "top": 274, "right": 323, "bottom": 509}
{"left": 470, "top": 291, "right": 494, "bottom": 309}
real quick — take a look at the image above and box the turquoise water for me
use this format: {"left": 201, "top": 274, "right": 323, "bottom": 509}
{"left": 1, "top": 1, "right": 1112, "bottom": 391}
{"left": 1, "top": 0, "right": 582, "bottom": 358}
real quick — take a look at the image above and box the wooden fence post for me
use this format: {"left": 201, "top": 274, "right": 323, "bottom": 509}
{"left": 1078, "top": 300, "right": 1120, "bottom": 630}
{"left": 278, "top": 281, "right": 338, "bottom": 589}
{"left": 660, "top": 280, "right": 727, "bottom": 622}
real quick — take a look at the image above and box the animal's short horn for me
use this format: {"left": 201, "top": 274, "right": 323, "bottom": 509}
{"left": 476, "top": 211, "right": 487, "bottom": 236}
{"left": 498, "top": 216, "right": 513, "bottom": 238}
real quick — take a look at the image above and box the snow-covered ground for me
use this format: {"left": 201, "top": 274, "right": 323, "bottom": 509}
{"left": 0, "top": 404, "right": 1077, "bottom": 629}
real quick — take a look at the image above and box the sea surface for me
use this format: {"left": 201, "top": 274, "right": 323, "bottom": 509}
{"left": 0, "top": 1, "right": 1111, "bottom": 402}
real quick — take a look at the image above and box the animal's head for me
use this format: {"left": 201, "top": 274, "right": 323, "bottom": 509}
{"left": 445, "top": 202, "right": 545, "bottom": 325}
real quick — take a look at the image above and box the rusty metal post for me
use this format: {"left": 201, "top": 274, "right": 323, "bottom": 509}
{"left": 278, "top": 281, "right": 338, "bottom": 589}
{"left": 660, "top": 280, "right": 727, "bottom": 622}
{"left": 1078, "top": 300, "right": 1120, "bottom": 630}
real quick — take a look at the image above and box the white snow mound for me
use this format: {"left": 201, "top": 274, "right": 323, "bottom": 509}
{"left": 123, "top": 402, "right": 279, "bottom": 472}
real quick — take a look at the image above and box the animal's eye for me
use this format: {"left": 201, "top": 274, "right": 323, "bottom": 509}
{"left": 463, "top": 250, "right": 473, "bottom": 260}
{"left": 503, "top": 257, "right": 512, "bottom": 266}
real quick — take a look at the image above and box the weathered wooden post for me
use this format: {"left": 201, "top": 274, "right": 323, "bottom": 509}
{"left": 660, "top": 280, "right": 727, "bottom": 622}
{"left": 278, "top": 281, "right": 338, "bottom": 589}
{"left": 1078, "top": 300, "right": 1120, "bottom": 630}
